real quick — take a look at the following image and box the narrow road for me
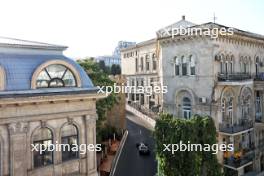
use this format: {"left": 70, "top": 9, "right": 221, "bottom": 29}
{"left": 114, "top": 112, "right": 157, "bottom": 176}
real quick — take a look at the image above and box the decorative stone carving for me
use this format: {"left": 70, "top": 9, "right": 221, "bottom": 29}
{"left": 8, "top": 122, "right": 28, "bottom": 135}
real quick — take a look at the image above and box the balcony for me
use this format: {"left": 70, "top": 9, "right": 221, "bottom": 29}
{"left": 254, "top": 72, "right": 264, "bottom": 81}
{"left": 224, "top": 150, "right": 254, "bottom": 169}
{"left": 217, "top": 72, "right": 253, "bottom": 85}
{"left": 219, "top": 119, "right": 253, "bottom": 134}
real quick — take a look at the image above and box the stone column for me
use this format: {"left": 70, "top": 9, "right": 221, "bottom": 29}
{"left": 85, "top": 115, "right": 98, "bottom": 176}
{"left": 8, "top": 122, "right": 28, "bottom": 176}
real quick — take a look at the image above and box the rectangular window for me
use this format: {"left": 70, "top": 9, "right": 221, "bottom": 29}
{"left": 135, "top": 58, "right": 138, "bottom": 72}
{"left": 146, "top": 55, "right": 150, "bottom": 71}
{"left": 146, "top": 61, "right": 150, "bottom": 71}
{"left": 141, "top": 57, "right": 144, "bottom": 71}
{"left": 153, "top": 59, "right": 157, "bottom": 70}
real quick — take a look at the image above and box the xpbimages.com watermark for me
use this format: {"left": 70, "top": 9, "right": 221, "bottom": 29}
{"left": 163, "top": 141, "right": 234, "bottom": 154}
{"left": 31, "top": 142, "right": 102, "bottom": 155}
{"left": 157, "top": 25, "right": 234, "bottom": 39}
{"left": 97, "top": 83, "right": 168, "bottom": 96}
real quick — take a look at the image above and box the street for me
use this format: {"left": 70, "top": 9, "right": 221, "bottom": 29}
{"left": 114, "top": 112, "right": 157, "bottom": 176}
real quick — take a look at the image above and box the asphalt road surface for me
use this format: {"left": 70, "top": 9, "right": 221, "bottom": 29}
{"left": 114, "top": 112, "right": 157, "bottom": 176}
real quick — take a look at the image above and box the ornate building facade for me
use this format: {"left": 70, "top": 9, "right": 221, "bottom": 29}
{"left": 0, "top": 37, "right": 103, "bottom": 176}
{"left": 121, "top": 16, "right": 264, "bottom": 175}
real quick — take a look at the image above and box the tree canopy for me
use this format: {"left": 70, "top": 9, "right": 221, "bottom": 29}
{"left": 154, "top": 114, "right": 222, "bottom": 176}
{"left": 77, "top": 58, "right": 119, "bottom": 142}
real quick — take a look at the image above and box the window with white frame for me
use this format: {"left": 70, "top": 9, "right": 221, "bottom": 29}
{"left": 36, "top": 64, "right": 76, "bottom": 88}
{"left": 182, "top": 97, "right": 192, "bottom": 119}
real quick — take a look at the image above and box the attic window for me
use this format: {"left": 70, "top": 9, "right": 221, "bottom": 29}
{"left": 36, "top": 64, "right": 77, "bottom": 88}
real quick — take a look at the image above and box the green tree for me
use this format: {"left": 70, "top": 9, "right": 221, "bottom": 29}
{"left": 98, "top": 60, "right": 111, "bottom": 74}
{"left": 111, "top": 64, "right": 121, "bottom": 75}
{"left": 154, "top": 114, "right": 222, "bottom": 176}
{"left": 77, "top": 58, "right": 119, "bottom": 142}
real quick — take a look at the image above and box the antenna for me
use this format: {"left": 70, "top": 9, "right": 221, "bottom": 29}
{"left": 213, "top": 12, "right": 217, "bottom": 23}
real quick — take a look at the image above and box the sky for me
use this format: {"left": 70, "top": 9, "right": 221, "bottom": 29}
{"left": 0, "top": 0, "right": 263, "bottom": 59}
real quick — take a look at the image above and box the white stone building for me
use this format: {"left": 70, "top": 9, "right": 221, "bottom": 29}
{"left": 0, "top": 37, "right": 103, "bottom": 176}
{"left": 121, "top": 39, "right": 161, "bottom": 116}
{"left": 121, "top": 16, "right": 264, "bottom": 175}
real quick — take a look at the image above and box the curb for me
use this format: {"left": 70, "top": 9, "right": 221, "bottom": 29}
{"left": 126, "top": 104, "right": 156, "bottom": 129}
{"left": 109, "top": 130, "right": 128, "bottom": 176}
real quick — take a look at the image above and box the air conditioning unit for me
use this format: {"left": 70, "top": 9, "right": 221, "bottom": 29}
{"left": 199, "top": 97, "right": 207, "bottom": 104}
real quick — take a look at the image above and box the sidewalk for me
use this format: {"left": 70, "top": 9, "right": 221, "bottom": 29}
{"left": 99, "top": 140, "right": 120, "bottom": 176}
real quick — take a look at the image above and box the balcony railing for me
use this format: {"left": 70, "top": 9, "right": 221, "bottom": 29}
{"left": 224, "top": 150, "right": 254, "bottom": 169}
{"left": 218, "top": 72, "right": 252, "bottom": 82}
{"left": 219, "top": 119, "right": 253, "bottom": 134}
{"left": 254, "top": 72, "right": 264, "bottom": 81}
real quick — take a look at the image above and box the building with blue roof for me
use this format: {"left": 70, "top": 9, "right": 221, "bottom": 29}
{"left": 0, "top": 37, "right": 102, "bottom": 176}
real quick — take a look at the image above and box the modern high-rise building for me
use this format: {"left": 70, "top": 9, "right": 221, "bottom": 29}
{"left": 95, "top": 41, "right": 135, "bottom": 66}
{"left": 121, "top": 16, "right": 264, "bottom": 175}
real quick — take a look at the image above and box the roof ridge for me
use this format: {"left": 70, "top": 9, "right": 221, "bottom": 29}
{"left": 0, "top": 36, "right": 67, "bottom": 49}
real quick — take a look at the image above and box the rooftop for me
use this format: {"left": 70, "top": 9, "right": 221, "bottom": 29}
{"left": 0, "top": 36, "right": 67, "bottom": 50}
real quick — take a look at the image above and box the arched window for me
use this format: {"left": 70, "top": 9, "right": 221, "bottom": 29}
{"left": 181, "top": 56, "right": 188, "bottom": 76}
{"left": 189, "top": 55, "right": 195, "bottom": 75}
{"left": 229, "top": 56, "right": 234, "bottom": 73}
{"left": 32, "top": 128, "right": 53, "bottom": 168}
{"left": 256, "top": 56, "right": 260, "bottom": 75}
{"left": 241, "top": 88, "right": 252, "bottom": 119}
{"left": 182, "top": 97, "right": 191, "bottom": 119}
{"left": 221, "top": 89, "right": 234, "bottom": 125}
{"left": 220, "top": 55, "right": 225, "bottom": 74}
{"left": 174, "top": 57, "right": 180, "bottom": 76}
{"left": 221, "top": 98, "right": 226, "bottom": 121}
{"left": 256, "top": 91, "right": 262, "bottom": 122}
{"left": 61, "top": 124, "right": 79, "bottom": 161}
{"left": 227, "top": 98, "right": 233, "bottom": 124}
{"left": 36, "top": 64, "right": 76, "bottom": 88}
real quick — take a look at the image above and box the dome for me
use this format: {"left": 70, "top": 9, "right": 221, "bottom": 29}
{"left": 0, "top": 53, "right": 94, "bottom": 91}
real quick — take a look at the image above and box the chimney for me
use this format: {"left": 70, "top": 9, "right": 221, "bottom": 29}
{"left": 182, "top": 15, "right": 185, "bottom": 20}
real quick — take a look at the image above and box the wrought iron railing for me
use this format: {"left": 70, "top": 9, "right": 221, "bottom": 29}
{"left": 224, "top": 150, "right": 254, "bottom": 168}
{"left": 218, "top": 72, "right": 252, "bottom": 82}
{"left": 219, "top": 119, "right": 253, "bottom": 134}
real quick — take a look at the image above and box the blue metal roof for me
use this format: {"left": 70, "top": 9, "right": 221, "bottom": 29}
{"left": 0, "top": 53, "right": 94, "bottom": 91}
